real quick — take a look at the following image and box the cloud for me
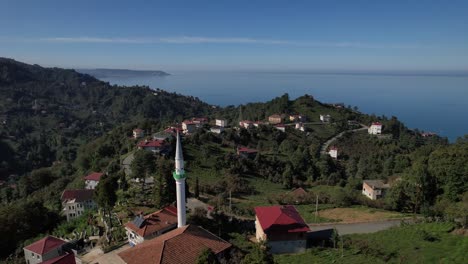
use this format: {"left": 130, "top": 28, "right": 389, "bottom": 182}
{"left": 0, "top": 36, "right": 420, "bottom": 49}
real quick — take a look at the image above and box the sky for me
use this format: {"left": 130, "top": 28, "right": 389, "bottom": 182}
{"left": 1, "top": 0, "right": 468, "bottom": 72}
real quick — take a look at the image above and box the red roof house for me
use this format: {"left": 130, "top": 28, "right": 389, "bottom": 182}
{"left": 119, "top": 225, "right": 232, "bottom": 264}
{"left": 23, "top": 236, "right": 70, "bottom": 264}
{"left": 40, "top": 252, "right": 76, "bottom": 264}
{"left": 137, "top": 139, "right": 168, "bottom": 154}
{"left": 84, "top": 172, "right": 104, "bottom": 189}
{"left": 124, "top": 206, "right": 178, "bottom": 246}
{"left": 237, "top": 147, "right": 258, "bottom": 158}
{"left": 254, "top": 205, "right": 310, "bottom": 254}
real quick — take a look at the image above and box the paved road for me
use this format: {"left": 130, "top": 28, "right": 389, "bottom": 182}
{"left": 320, "top": 125, "right": 368, "bottom": 155}
{"left": 310, "top": 219, "right": 405, "bottom": 235}
{"left": 121, "top": 152, "right": 135, "bottom": 176}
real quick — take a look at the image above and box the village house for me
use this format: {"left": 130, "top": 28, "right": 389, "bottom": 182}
{"left": 275, "top": 124, "right": 286, "bottom": 132}
{"left": 23, "top": 236, "right": 76, "bottom": 264}
{"left": 295, "top": 122, "right": 305, "bottom": 131}
{"left": 61, "top": 189, "right": 96, "bottom": 221}
{"left": 125, "top": 206, "right": 178, "bottom": 246}
{"left": 191, "top": 117, "right": 208, "bottom": 126}
{"left": 137, "top": 139, "right": 169, "bottom": 154}
{"left": 253, "top": 121, "right": 264, "bottom": 127}
{"left": 83, "top": 172, "right": 104, "bottom": 190}
{"left": 215, "top": 119, "right": 227, "bottom": 127}
{"left": 132, "top": 128, "right": 144, "bottom": 139}
{"left": 118, "top": 225, "right": 232, "bottom": 264}
{"left": 289, "top": 114, "right": 305, "bottom": 122}
{"left": 268, "top": 114, "right": 283, "bottom": 124}
{"left": 255, "top": 205, "right": 310, "bottom": 254}
{"left": 237, "top": 146, "right": 258, "bottom": 159}
{"left": 320, "top": 114, "right": 331, "bottom": 123}
{"left": 368, "top": 122, "right": 383, "bottom": 135}
{"left": 362, "top": 180, "right": 390, "bottom": 200}
{"left": 153, "top": 131, "right": 173, "bottom": 141}
{"left": 182, "top": 120, "right": 197, "bottom": 134}
{"left": 210, "top": 125, "right": 225, "bottom": 134}
{"left": 239, "top": 120, "right": 254, "bottom": 129}
{"left": 328, "top": 146, "right": 338, "bottom": 159}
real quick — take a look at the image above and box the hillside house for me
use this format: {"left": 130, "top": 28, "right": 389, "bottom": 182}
{"left": 191, "top": 117, "right": 208, "bottom": 126}
{"left": 83, "top": 172, "right": 104, "bottom": 190}
{"left": 368, "top": 122, "right": 383, "bottom": 135}
{"left": 61, "top": 189, "right": 96, "bottom": 221}
{"left": 328, "top": 146, "right": 338, "bottom": 159}
{"left": 23, "top": 236, "right": 76, "bottom": 264}
{"left": 255, "top": 205, "right": 310, "bottom": 254}
{"left": 125, "top": 206, "right": 178, "bottom": 246}
{"left": 269, "top": 114, "right": 283, "bottom": 124}
{"left": 239, "top": 120, "right": 254, "bottom": 129}
{"left": 320, "top": 114, "right": 331, "bottom": 123}
{"left": 137, "top": 139, "right": 168, "bottom": 154}
{"left": 153, "top": 131, "right": 173, "bottom": 141}
{"left": 215, "top": 119, "right": 227, "bottom": 127}
{"left": 253, "top": 121, "right": 264, "bottom": 127}
{"left": 133, "top": 128, "right": 144, "bottom": 139}
{"left": 289, "top": 114, "right": 305, "bottom": 122}
{"left": 210, "top": 126, "right": 225, "bottom": 134}
{"left": 275, "top": 124, "right": 286, "bottom": 132}
{"left": 362, "top": 180, "right": 390, "bottom": 200}
{"left": 118, "top": 225, "right": 232, "bottom": 264}
{"left": 182, "top": 120, "right": 197, "bottom": 134}
{"left": 237, "top": 146, "right": 258, "bottom": 159}
{"left": 295, "top": 123, "right": 305, "bottom": 131}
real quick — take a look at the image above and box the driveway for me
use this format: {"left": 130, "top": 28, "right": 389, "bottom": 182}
{"left": 121, "top": 152, "right": 135, "bottom": 176}
{"left": 80, "top": 244, "right": 129, "bottom": 264}
{"left": 309, "top": 219, "right": 407, "bottom": 235}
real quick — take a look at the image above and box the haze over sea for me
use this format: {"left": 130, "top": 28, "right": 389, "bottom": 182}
{"left": 101, "top": 72, "right": 468, "bottom": 142}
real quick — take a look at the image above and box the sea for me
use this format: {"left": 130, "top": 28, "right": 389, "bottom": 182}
{"left": 101, "top": 71, "right": 468, "bottom": 142}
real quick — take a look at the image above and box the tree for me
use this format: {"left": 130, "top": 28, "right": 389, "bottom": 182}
{"left": 95, "top": 175, "right": 117, "bottom": 229}
{"left": 241, "top": 242, "right": 274, "bottom": 264}
{"left": 196, "top": 248, "right": 219, "bottom": 264}
{"left": 194, "top": 176, "right": 200, "bottom": 198}
{"left": 154, "top": 157, "right": 176, "bottom": 208}
{"left": 131, "top": 150, "right": 157, "bottom": 191}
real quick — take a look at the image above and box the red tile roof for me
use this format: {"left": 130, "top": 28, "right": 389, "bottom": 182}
{"left": 125, "top": 206, "right": 178, "bottom": 238}
{"left": 137, "top": 139, "right": 166, "bottom": 148}
{"left": 133, "top": 128, "right": 143, "bottom": 133}
{"left": 237, "top": 147, "right": 258, "bottom": 154}
{"left": 40, "top": 252, "right": 76, "bottom": 264}
{"left": 24, "top": 236, "right": 66, "bottom": 255}
{"left": 255, "top": 205, "right": 310, "bottom": 233}
{"left": 83, "top": 172, "right": 104, "bottom": 181}
{"left": 182, "top": 120, "right": 197, "bottom": 125}
{"left": 118, "top": 225, "right": 232, "bottom": 264}
{"left": 371, "top": 122, "right": 382, "bottom": 126}
{"left": 61, "top": 189, "right": 94, "bottom": 203}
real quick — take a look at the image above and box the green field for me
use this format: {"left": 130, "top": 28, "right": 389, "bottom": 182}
{"left": 275, "top": 222, "right": 468, "bottom": 264}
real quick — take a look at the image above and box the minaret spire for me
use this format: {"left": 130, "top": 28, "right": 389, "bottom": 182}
{"left": 173, "top": 131, "right": 186, "bottom": 228}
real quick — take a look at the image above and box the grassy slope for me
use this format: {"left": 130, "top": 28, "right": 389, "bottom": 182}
{"left": 275, "top": 223, "right": 468, "bottom": 264}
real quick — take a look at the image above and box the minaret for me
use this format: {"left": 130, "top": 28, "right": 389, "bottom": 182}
{"left": 173, "top": 132, "right": 186, "bottom": 227}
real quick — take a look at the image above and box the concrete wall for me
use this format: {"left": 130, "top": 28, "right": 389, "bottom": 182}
{"left": 85, "top": 180, "right": 99, "bottom": 190}
{"left": 268, "top": 239, "right": 307, "bottom": 254}
{"left": 24, "top": 247, "right": 62, "bottom": 264}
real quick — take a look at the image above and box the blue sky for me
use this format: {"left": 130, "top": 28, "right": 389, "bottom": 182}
{"left": 1, "top": 0, "right": 467, "bottom": 71}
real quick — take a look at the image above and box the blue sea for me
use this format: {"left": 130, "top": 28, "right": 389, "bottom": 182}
{"left": 101, "top": 72, "right": 468, "bottom": 142}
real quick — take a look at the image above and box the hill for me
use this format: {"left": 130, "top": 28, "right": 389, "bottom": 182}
{"left": 76, "top": 68, "right": 170, "bottom": 78}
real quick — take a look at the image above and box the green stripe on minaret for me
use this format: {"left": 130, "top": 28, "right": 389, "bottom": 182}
{"left": 173, "top": 171, "right": 186, "bottom": 180}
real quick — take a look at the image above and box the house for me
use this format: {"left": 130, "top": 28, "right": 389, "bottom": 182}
{"left": 133, "top": 128, "right": 144, "bottom": 139}
{"left": 421, "top": 132, "right": 437, "bottom": 137}
{"left": 61, "top": 189, "right": 96, "bottom": 221}
{"left": 320, "top": 114, "right": 331, "bottom": 123}
{"left": 362, "top": 180, "right": 390, "bottom": 200}
{"left": 125, "top": 206, "right": 178, "bottom": 246}
{"left": 137, "top": 139, "right": 168, "bottom": 154}
{"left": 255, "top": 205, "right": 310, "bottom": 254}
{"left": 182, "top": 120, "right": 197, "bottom": 134}
{"left": 153, "top": 131, "right": 174, "bottom": 141}
{"left": 215, "top": 119, "right": 227, "bottom": 127}
{"left": 275, "top": 124, "right": 286, "bottom": 132}
{"left": 295, "top": 122, "right": 305, "bottom": 131}
{"left": 83, "top": 172, "right": 104, "bottom": 190}
{"left": 237, "top": 146, "right": 258, "bottom": 159}
{"left": 289, "top": 114, "right": 305, "bottom": 122}
{"left": 368, "top": 122, "right": 383, "bottom": 135}
{"left": 118, "top": 225, "right": 232, "bottom": 264}
{"left": 328, "top": 146, "right": 338, "bottom": 159}
{"left": 253, "top": 121, "right": 264, "bottom": 127}
{"left": 191, "top": 117, "right": 208, "bottom": 126}
{"left": 163, "top": 126, "right": 183, "bottom": 136}
{"left": 239, "top": 120, "right": 254, "bottom": 129}
{"left": 210, "top": 126, "right": 225, "bottom": 134}
{"left": 268, "top": 114, "right": 283, "bottom": 124}
{"left": 23, "top": 236, "right": 75, "bottom": 264}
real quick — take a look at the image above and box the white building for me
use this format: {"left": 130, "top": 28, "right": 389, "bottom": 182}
{"left": 320, "top": 114, "right": 331, "bottom": 123}
{"left": 368, "top": 122, "right": 383, "bottom": 135}
{"left": 23, "top": 236, "right": 75, "bottom": 264}
{"left": 84, "top": 172, "right": 104, "bottom": 190}
{"left": 274, "top": 124, "right": 286, "bottom": 132}
{"left": 182, "top": 120, "right": 197, "bottom": 134}
{"left": 239, "top": 120, "right": 253, "bottom": 129}
{"left": 362, "top": 180, "right": 390, "bottom": 200}
{"left": 215, "top": 119, "right": 227, "bottom": 127}
{"left": 328, "top": 147, "right": 338, "bottom": 159}
{"left": 210, "top": 126, "right": 225, "bottom": 134}
{"left": 133, "top": 128, "right": 144, "bottom": 139}
{"left": 61, "top": 189, "right": 96, "bottom": 221}
{"left": 295, "top": 122, "right": 305, "bottom": 132}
